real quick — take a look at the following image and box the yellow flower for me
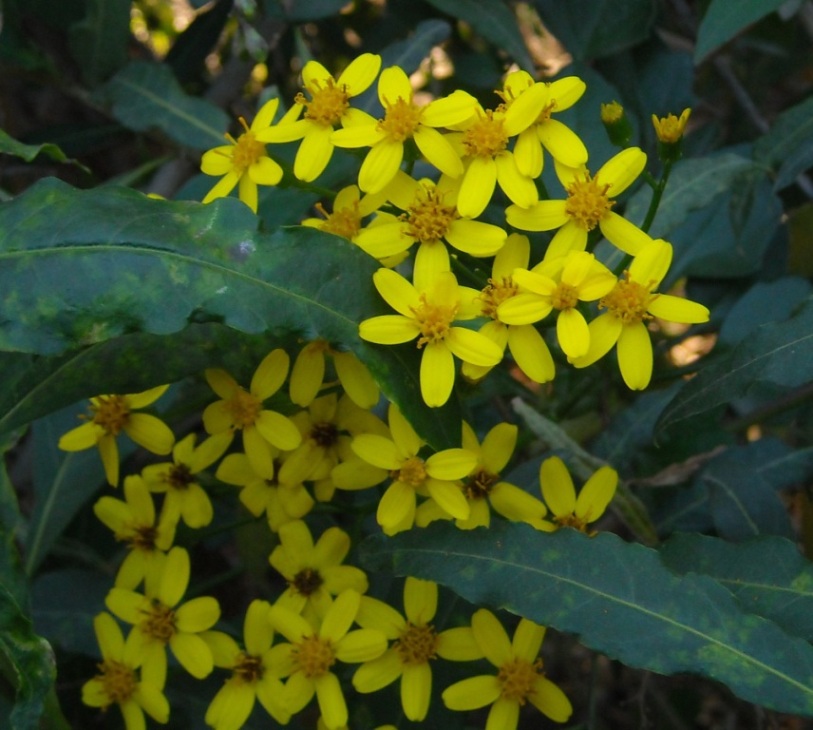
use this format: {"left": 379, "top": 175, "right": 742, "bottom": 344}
{"left": 58, "top": 385, "right": 174, "bottom": 487}
{"left": 600, "top": 101, "right": 624, "bottom": 124}
{"left": 301, "top": 184, "right": 388, "bottom": 250}
{"left": 215, "top": 450, "right": 315, "bottom": 531}
{"left": 267, "top": 589, "right": 388, "bottom": 730}
{"left": 141, "top": 432, "right": 231, "bottom": 528}
{"left": 652, "top": 108, "right": 691, "bottom": 144}
{"left": 331, "top": 65, "right": 478, "bottom": 193}
{"left": 82, "top": 612, "right": 169, "bottom": 729}
{"left": 538, "top": 456, "right": 618, "bottom": 534}
{"left": 289, "top": 338, "right": 380, "bottom": 409}
{"left": 93, "top": 475, "right": 176, "bottom": 589}
{"left": 201, "top": 97, "right": 290, "bottom": 213}
{"left": 269, "top": 520, "right": 368, "bottom": 621}
{"left": 571, "top": 239, "right": 710, "bottom": 389}
{"left": 203, "top": 349, "right": 302, "bottom": 479}
{"left": 256, "top": 54, "right": 381, "bottom": 181}
{"left": 416, "top": 421, "right": 551, "bottom": 531}
{"left": 355, "top": 171, "right": 507, "bottom": 284}
{"left": 442, "top": 609, "right": 572, "bottom": 727}
{"left": 497, "top": 250, "right": 617, "bottom": 359}
{"left": 461, "top": 233, "right": 555, "bottom": 384}
{"left": 347, "top": 402, "right": 477, "bottom": 534}
{"left": 359, "top": 268, "right": 502, "bottom": 407}
{"left": 506, "top": 146, "right": 651, "bottom": 260}
{"left": 353, "top": 577, "right": 483, "bottom": 721}
{"left": 106, "top": 546, "right": 220, "bottom": 680}
{"left": 204, "top": 599, "right": 290, "bottom": 729}
{"left": 500, "top": 70, "right": 588, "bottom": 177}
{"left": 449, "top": 80, "right": 549, "bottom": 218}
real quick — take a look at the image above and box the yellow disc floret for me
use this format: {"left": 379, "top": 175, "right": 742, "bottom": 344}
{"left": 97, "top": 660, "right": 137, "bottom": 705}
{"left": 395, "top": 456, "right": 428, "bottom": 487}
{"left": 479, "top": 277, "right": 519, "bottom": 319}
{"left": 411, "top": 294, "right": 457, "bottom": 347}
{"left": 404, "top": 186, "right": 457, "bottom": 243}
{"left": 227, "top": 119, "right": 266, "bottom": 173}
{"left": 497, "top": 657, "right": 543, "bottom": 704}
{"left": 293, "top": 635, "right": 336, "bottom": 679}
{"left": 89, "top": 395, "right": 130, "bottom": 435}
{"left": 395, "top": 623, "right": 439, "bottom": 665}
{"left": 564, "top": 174, "right": 615, "bottom": 230}
{"left": 292, "top": 567, "right": 324, "bottom": 597}
{"left": 224, "top": 387, "right": 263, "bottom": 429}
{"left": 465, "top": 468, "right": 499, "bottom": 500}
{"left": 600, "top": 272, "right": 655, "bottom": 325}
{"left": 462, "top": 110, "right": 508, "bottom": 158}
{"left": 233, "top": 652, "right": 264, "bottom": 683}
{"left": 316, "top": 201, "right": 361, "bottom": 239}
{"left": 379, "top": 98, "right": 423, "bottom": 141}
{"left": 141, "top": 599, "right": 176, "bottom": 643}
{"left": 550, "top": 282, "right": 580, "bottom": 310}
{"left": 297, "top": 80, "right": 350, "bottom": 127}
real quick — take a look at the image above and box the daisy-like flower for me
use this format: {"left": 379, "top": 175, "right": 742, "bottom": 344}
{"left": 82, "top": 612, "right": 169, "bottom": 729}
{"left": 497, "top": 250, "right": 617, "bottom": 359}
{"left": 301, "top": 185, "right": 388, "bottom": 248}
{"left": 331, "top": 65, "right": 478, "bottom": 193}
{"left": 571, "top": 238, "right": 710, "bottom": 389}
{"left": 448, "top": 80, "right": 549, "bottom": 219}
{"left": 204, "top": 599, "right": 290, "bottom": 729}
{"left": 215, "top": 451, "right": 314, "bottom": 532}
{"left": 269, "top": 520, "right": 368, "bottom": 621}
{"left": 442, "top": 609, "right": 572, "bottom": 728}
{"left": 201, "top": 97, "right": 292, "bottom": 213}
{"left": 417, "top": 422, "right": 551, "bottom": 531}
{"left": 506, "top": 147, "right": 651, "bottom": 260}
{"left": 652, "top": 108, "right": 691, "bottom": 144}
{"left": 106, "top": 546, "right": 220, "bottom": 680}
{"left": 538, "top": 456, "right": 618, "bottom": 534}
{"left": 256, "top": 54, "right": 381, "bottom": 182}
{"left": 355, "top": 171, "right": 507, "bottom": 284}
{"left": 461, "top": 233, "right": 555, "bottom": 384}
{"left": 141, "top": 432, "right": 231, "bottom": 528}
{"left": 353, "top": 577, "right": 483, "bottom": 721}
{"left": 359, "top": 268, "right": 503, "bottom": 407}
{"left": 93, "top": 475, "right": 176, "bottom": 589}
{"left": 289, "top": 338, "right": 380, "bottom": 410}
{"left": 499, "top": 70, "right": 588, "bottom": 178}
{"left": 267, "top": 588, "right": 388, "bottom": 730}
{"left": 59, "top": 385, "right": 174, "bottom": 487}
{"left": 340, "top": 402, "right": 477, "bottom": 534}
{"left": 203, "top": 349, "right": 302, "bottom": 480}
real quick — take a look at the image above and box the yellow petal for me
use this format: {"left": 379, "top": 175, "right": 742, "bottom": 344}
{"left": 528, "top": 675, "right": 573, "bottom": 722}
{"left": 359, "top": 140, "right": 403, "bottom": 193}
{"left": 170, "top": 632, "right": 214, "bottom": 678}
{"left": 617, "top": 322, "right": 653, "bottom": 390}
{"left": 445, "top": 327, "right": 503, "bottom": 366}
{"left": 426, "top": 479, "right": 470, "bottom": 520}
{"left": 540, "top": 456, "right": 576, "bottom": 517}
{"left": 556, "top": 307, "right": 590, "bottom": 359}
{"left": 495, "top": 152, "right": 538, "bottom": 208}
{"left": 351, "top": 434, "right": 401, "bottom": 470}
{"left": 507, "top": 324, "right": 555, "bottom": 383}
{"left": 457, "top": 157, "right": 496, "bottom": 219}
{"left": 414, "top": 126, "right": 463, "bottom": 178}
{"left": 359, "top": 315, "right": 420, "bottom": 344}
{"left": 513, "top": 127, "right": 543, "bottom": 178}
{"left": 58, "top": 421, "right": 101, "bottom": 451}
{"left": 124, "top": 414, "right": 174, "bottom": 455}
{"left": 336, "top": 52, "right": 381, "bottom": 96}
{"left": 420, "top": 342, "right": 456, "bottom": 407}
{"left": 648, "top": 294, "right": 709, "bottom": 324}
{"left": 598, "top": 146, "right": 647, "bottom": 196}
{"left": 422, "top": 90, "right": 478, "bottom": 127}
{"left": 575, "top": 466, "right": 618, "bottom": 522}
{"left": 471, "top": 608, "right": 512, "bottom": 667}
{"left": 538, "top": 118, "right": 588, "bottom": 168}
{"left": 401, "top": 662, "right": 432, "bottom": 721}
{"left": 248, "top": 155, "right": 283, "bottom": 185}
{"left": 480, "top": 423, "right": 517, "bottom": 473}
{"left": 377, "top": 480, "right": 416, "bottom": 531}
{"left": 425, "top": 449, "right": 476, "bottom": 480}
{"left": 442, "top": 675, "right": 501, "bottom": 710}
{"left": 373, "top": 268, "right": 420, "bottom": 315}
{"left": 506, "top": 200, "right": 568, "bottom": 232}
{"left": 599, "top": 211, "right": 653, "bottom": 256}
{"left": 445, "top": 219, "right": 506, "bottom": 257}
{"left": 251, "top": 349, "right": 289, "bottom": 400}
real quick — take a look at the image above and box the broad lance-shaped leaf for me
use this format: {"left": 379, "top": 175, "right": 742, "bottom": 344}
{"left": 658, "top": 296, "right": 813, "bottom": 435}
{"left": 660, "top": 532, "right": 813, "bottom": 643}
{"left": 0, "top": 177, "right": 460, "bottom": 448}
{"left": 361, "top": 522, "right": 813, "bottom": 715}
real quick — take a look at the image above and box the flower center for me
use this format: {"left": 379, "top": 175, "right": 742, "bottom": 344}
{"left": 536, "top": 99, "right": 556, "bottom": 124}
{"left": 168, "top": 463, "right": 195, "bottom": 490}
{"left": 395, "top": 623, "right": 439, "bottom": 665}
{"left": 90, "top": 395, "right": 130, "bottom": 435}
{"left": 297, "top": 80, "right": 349, "bottom": 127}
{"left": 465, "top": 469, "right": 499, "bottom": 500}
{"left": 378, "top": 97, "right": 423, "bottom": 142}
{"left": 141, "top": 598, "right": 176, "bottom": 643}
{"left": 550, "top": 282, "right": 579, "bottom": 310}
{"left": 403, "top": 186, "right": 457, "bottom": 243}
{"left": 293, "top": 634, "right": 336, "bottom": 679}
{"left": 564, "top": 174, "right": 615, "bottom": 231}
{"left": 479, "top": 276, "right": 519, "bottom": 319}
{"left": 462, "top": 110, "right": 508, "bottom": 158}
{"left": 228, "top": 119, "right": 266, "bottom": 173}
{"left": 599, "top": 272, "right": 655, "bottom": 325}
{"left": 233, "top": 652, "right": 264, "bottom": 683}
{"left": 224, "top": 387, "right": 263, "bottom": 429}
{"left": 555, "top": 513, "right": 590, "bottom": 532}
{"left": 292, "top": 567, "right": 324, "bottom": 596}
{"left": 411, "top": 294, "right": 457, "bottom": 348}
{"left": 316, "top": 201, "right": 361, "bottom": 240}
{"left": 97, "top": 659, "right": 137, "bottom": 705}
{"left": 310, "top": 422, "right": 339, "bottom": 448}
{"left": 127, "top": 525, "right": 158, "bottom": 551}
{"left": 394, "top": 456, "right": 427, "bottom": 488}
{"left": 497, "top": 657, "right": 543, "bottom": 704}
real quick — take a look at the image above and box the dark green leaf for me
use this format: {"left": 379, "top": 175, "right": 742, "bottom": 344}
{"left": 754, "top": 96, "right": 813, "bottom": 190}
{"left": 658, "top": 297, "right": 813, "bottom": 433}
{"left": 165, "top": 0, "right": 235, "bottom": 85}
{"left": 362, "top": 522, "right": 813, "bottom": 715}
{"left": 67, "top": 0, "right": 130, "bottom": 85}
{"left": 94, "top": 61, "right": 229, "bottom": 150}
{"left": 661, "top": 532, "right": 813, "bottom": 641}
{"left": 532, "top": 0, "right": 657, "bottom": 61}
{"left": 424, "top": 0, "right": 534, "bottom": 70}
{"left": 0, "top": 178, "right": 458, "bottom": 447}
{"left": 265, "top": 0, "right": 349, "bottom": 20}
{"left": 0, "top": 129, "right": 86, "bottom": 172}
{"left": 695, "top": 0, "right": 787, "bottom": 63}
{"left": 379, "top": 19, "right": 452, "bottom": 76}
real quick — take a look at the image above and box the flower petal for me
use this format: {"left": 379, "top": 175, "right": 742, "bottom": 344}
{"left": 420, "top": 342, "right": 455, "bottom": 407}
{"left": 617, "top": 322, "right": 653, "bottom": 390}
{"left": 540, "top": 456, "right": 576, "bottom": 517}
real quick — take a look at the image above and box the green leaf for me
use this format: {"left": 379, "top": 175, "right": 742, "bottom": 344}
{"left": 531, "top": 0, "right": 657, "bottom": 60}
{"left": 0, "top": 178, "right": 458, "bottom": 448}
{"left": 266, "top": 0, "right": 350, "bottom": 20}
{"left": 0, "top": 129, "right": 86, "bottom": 172}
{"left": 361, "top": 522, "right": 813, "bottom": 715}
{"left": 94, "top": 61, "right": 229, "bottom": 150}
{"left": 661, "top": 532, "right": 813, "bottom": 642}
{"left": 695, "top": 0, "right": 787, "bottom": 63}
{"left": 658, "top": 297, "right": 813, "bottom": 434}
{"left": 754, "top": 96, "right": 813, "bottom": 190}
{"left": 379, "top": 19, "right": 452, "bottom": 77}
{"left": 67, "top": 0, "right": 130, "bottom": 85}
{"left": 424, "top": 0, "right": 534, "bottom": 70}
